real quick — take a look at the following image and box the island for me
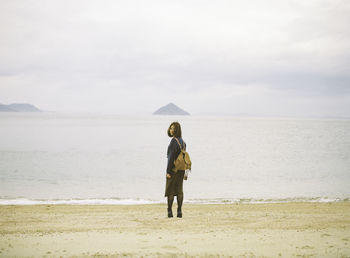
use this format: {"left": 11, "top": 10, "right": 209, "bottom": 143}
{"left": 153, "top": 103, "right": 190, "bottom": 116}
{"left": 0, "top": 103, "right": 41, "bottom": 112}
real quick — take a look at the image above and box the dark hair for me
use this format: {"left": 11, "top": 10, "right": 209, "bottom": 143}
{"left": 167, "top": 122, "right": 182, "bottom": 137}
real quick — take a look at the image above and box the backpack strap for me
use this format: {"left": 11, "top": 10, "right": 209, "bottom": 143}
{"left": 174, "top": 137, "right": 185, "bottom": 150}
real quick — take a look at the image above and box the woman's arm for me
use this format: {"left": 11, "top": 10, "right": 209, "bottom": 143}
{"left": 166, "top": 138, "right": 177, "bottom": 176}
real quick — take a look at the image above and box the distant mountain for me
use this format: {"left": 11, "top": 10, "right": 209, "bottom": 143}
{"left": 0, "top": 104, "right": 16, "bottom": 112}
{"left": 153, "top": 103, "right": 190, "bottom": 116}
{"left": 0, "top": 103, "right": 41, "bottom": 112}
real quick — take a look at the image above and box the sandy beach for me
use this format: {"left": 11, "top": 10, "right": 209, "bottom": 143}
{"left": 0, "top": 202, "right": 350, "bottom": 257}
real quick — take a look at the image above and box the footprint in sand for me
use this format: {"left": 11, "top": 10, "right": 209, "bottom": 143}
{"left": 301, "top": 245, "right": 314, "bottom": 250}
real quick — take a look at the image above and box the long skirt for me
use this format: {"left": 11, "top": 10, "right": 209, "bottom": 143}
{"left": 164, "top": 170, "right": 185, "bottom": 197}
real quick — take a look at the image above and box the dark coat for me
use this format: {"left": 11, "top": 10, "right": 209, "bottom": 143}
{"left": 165, "top": 137, "right": 186, "bottom": 197}
{"left": 166, "top": 137, "right": 186, "bottom": 175}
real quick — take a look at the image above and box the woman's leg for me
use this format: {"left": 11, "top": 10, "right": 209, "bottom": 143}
{"left": 177, "top": 193, "right": 183, "bottom": 217}
{"left": 167, "top": 195, "right": 174, "bottom": 217}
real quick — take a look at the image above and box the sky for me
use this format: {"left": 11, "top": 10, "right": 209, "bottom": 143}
{"left": 1, "top": 0, "right": 349, "bottom": 117}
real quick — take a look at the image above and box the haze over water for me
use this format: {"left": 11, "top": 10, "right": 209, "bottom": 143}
{"left": 0, "top": 112, "right": 349, "bottom": 204}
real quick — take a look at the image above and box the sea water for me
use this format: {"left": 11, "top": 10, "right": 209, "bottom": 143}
{"left": 0, "top": 112, "right": 349, "bottom": 204}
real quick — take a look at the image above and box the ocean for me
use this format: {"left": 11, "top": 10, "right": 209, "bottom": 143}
{"left": 0, "top": 112, "right": 349, "bottom": 205}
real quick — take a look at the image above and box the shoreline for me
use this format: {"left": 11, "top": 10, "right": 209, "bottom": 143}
{"left": 0, "top": 197, "right": 348, "bottom": 205}
{"left": 1, "top": 203, "right": 350, "bottom": 257}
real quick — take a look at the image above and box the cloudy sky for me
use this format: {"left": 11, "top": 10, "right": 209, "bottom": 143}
{"left": 1, "top": 0, "right": 349, "bottom": 117}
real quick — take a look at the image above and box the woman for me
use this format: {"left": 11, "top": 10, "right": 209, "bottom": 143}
{"left": 165, "top": 121, "right": 187, "bottom": 218}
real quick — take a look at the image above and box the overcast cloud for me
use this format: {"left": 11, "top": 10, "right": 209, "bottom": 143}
{"left": 1, "top": 0, "right": 349, "bottom": 117}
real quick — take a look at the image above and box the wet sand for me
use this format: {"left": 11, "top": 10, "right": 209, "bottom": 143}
{"left": 1, "top": 203, "right": 350, "bottom": 257}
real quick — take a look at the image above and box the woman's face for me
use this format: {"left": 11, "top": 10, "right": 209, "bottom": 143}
{"left": 170, "top": 125, "right": 175, "bottom": 136}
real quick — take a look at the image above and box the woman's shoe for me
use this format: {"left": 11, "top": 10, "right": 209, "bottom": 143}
{"left": 167, "top": 208, "right": 173, "bottom": 218}
{"left": 177, "top": 208, "right": 182, "bottom": 218}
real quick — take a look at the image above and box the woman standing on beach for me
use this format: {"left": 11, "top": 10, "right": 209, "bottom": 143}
{"left": 165, "top": 122, "right": 187, "bottom": 218}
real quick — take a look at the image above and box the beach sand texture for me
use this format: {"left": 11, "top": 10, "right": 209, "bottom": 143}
{"left": 1, "top": 203, "right": 350, "bottom": 257}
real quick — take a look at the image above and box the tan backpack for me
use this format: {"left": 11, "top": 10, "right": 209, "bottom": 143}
{"left": 172, "top": 137, "right": 192, "bottom": 172}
